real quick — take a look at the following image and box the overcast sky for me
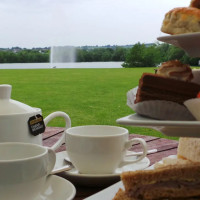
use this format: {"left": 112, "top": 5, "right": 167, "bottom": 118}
{"left": 0, "top": 0, "right": 191, "bottom": 48}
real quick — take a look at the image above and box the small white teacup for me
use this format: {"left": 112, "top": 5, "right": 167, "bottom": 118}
{"left": 65, "top": 125, "right": 147, "bottom": 174}
{"left": 0, "top": 142, "right": 56, "bottom": 200}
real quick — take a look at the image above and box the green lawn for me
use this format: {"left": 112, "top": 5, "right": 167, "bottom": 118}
{"left": 0, "top": 67, "right": 177, "bottom": 139}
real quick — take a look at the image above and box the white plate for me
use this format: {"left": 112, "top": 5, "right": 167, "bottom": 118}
{"left": 37, "top": 175, "right": 76, "bottom": 200}
{"left": 117, "top": 114, "right": 200, "bottom": 137}
{"left": 85, "top": 155, "right": 176, "bottom": 200}
{"left": 157, "top": 33, "right": 200, "bottom": 57}
{"left": 54, "top": 151, "right": 150, "bottom": 187}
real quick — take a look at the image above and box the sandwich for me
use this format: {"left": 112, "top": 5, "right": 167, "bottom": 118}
{"left": 113, "top": 158, "right": 200, "bottom": 200}
{"left": 178, "top": 137, "right": 200, "bottom": 162}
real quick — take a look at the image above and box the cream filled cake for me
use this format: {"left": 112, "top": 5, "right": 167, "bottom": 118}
{"left": 134, "top": 60, "right": 199, "bottom": 105}
{"left": 127, "top": 60, "right": 199, "bottom": 120}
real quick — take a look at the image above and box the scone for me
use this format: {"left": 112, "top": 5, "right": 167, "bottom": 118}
{"left": 161, "top": 7, "right": 200, "bottom": 35}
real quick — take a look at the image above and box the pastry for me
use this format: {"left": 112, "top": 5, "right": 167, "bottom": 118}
{"left": 161, "top": 7, "right": 200, "bottom": 35}
{"left": 135, "top": 72, "right": 200, "bottom": 105}
{"left": 156, "top": 60, "right": 193, "bottom": 81}
{"left": 127, "top": 60, "right": 199, "bottom": 120}
{"left": 135, "top": 60, "right": 200, "bottom": 105}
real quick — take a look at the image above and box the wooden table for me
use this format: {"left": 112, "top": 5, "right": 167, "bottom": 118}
{"left": 43, "top": 127, "right": 178, "bottom": 200}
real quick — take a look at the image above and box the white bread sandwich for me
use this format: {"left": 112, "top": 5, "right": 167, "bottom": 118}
{"left": 178, "top": 137, "right": 200, "bottom": 162}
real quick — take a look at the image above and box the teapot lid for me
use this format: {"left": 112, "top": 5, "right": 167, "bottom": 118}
{"left": 0, "top": 84, "right": 37, "bottom": 115}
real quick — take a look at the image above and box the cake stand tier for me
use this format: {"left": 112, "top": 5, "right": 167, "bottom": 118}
{"left": 157, "top": 33, "right": 200, "bottom": 57}
{"left": 116, "top": 114, "right": 200, "bottom": 138}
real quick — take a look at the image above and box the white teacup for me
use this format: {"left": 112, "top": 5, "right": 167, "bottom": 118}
{"left": 0, "top": 142, "right": 56, "bottom": 200}
{"left": 65, "top": 125, "right": 147, "bottom": 174}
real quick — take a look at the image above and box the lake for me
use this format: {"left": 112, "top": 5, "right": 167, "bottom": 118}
{"left": 0, "top": 62, "right": 123, "bottom": 69}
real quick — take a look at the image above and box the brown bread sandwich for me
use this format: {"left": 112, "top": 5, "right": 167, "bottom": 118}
{"left": 113, "top": 159, "right": 200, "bottom": 200}
{"left": 113, "top": 135, "right": 200, "bottom": 200}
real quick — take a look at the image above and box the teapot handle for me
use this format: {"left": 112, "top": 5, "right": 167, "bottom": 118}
{"left": 44, "top": 111, "right": 71, "bottom": 151}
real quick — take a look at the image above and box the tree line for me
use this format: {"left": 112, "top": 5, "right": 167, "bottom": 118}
{"left": 0, "top": 49, "right": 49, "bottom": 63}
{"left": 122, "top": 43, "right": 200, "bottom": 67}
{"left": 76, "top": 47, "right": 128, "bottom": 62}
{"left": 0, "top": 44, "right": 199, "bottom": 66}
{"left": 0, "top": 47, "right": 128, "bottom": 63}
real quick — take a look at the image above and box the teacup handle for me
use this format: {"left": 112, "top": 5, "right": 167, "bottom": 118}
{"left": 119, "top": 138, "right": 147, "bottom": 167}
{"left": 47, "top": 148, "right": 56, "bottom": 174}
{"left": 44, "top": 111, "right": 71, "bottom": 151}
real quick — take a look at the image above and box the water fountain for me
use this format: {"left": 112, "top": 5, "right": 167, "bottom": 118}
{"left": 50, "top": 46, "right": 76, "bottom": 68}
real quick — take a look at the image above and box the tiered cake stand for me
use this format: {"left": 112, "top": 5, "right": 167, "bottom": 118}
{"left": 117, "top": 33, "right": 200, "bottom": 138}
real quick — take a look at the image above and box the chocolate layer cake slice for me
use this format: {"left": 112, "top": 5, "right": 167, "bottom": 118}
{"left": 135, "top": 73, "right": 200, "bottom": 105}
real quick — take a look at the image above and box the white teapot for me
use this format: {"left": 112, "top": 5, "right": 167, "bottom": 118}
{"left": 0, "top": 84, "right": 71, "bottom": 151}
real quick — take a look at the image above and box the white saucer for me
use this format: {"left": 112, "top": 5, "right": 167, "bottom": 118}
{"left": 37, "top": 175, "right": 76, "bottom": 200}
{"left": 157, "top": 32, "right": 200, "bottom": 57}
{"left": 85, "top": 155, "right": 176, "bottom": 200}
{"left": 54, "top": 151, "right": 150, "bottom": 187}
{"left": 117, "top": 114, "right": 200, "bottom": 137}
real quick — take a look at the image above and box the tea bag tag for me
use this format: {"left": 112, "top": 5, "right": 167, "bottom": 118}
{"left": 28, "top": 114, "right": 46, "bottom": 136}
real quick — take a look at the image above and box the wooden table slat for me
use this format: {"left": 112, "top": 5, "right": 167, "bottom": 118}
{"left": 43, "top": 132, "right": 64, "bottom": 147}
{"left": 42, "top": 127, "right": 65, "bottom": 139}
{"left": 148, "top": 148, "right": 177, "bottom": 165}
{"left": 129, "top": 133, "right": 159, "bottom": 141}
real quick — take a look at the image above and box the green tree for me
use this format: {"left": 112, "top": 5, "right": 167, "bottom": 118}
{"left": 122, "top": 43, "right": 161, "bottom": 68}
{"left": 143, "top": 45, "right": 161, "bottom": 67}
{"left": 122, "top": 43, "right": 146, "bottom": 67}
{"left": 112, "top": 47, "right": 127, "bottom": 61}
{"left": 166, "top": 46, "right": 185, "bottom": 61}
{"left": 156, "top": 43, "right": 170, "bottom": 62}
